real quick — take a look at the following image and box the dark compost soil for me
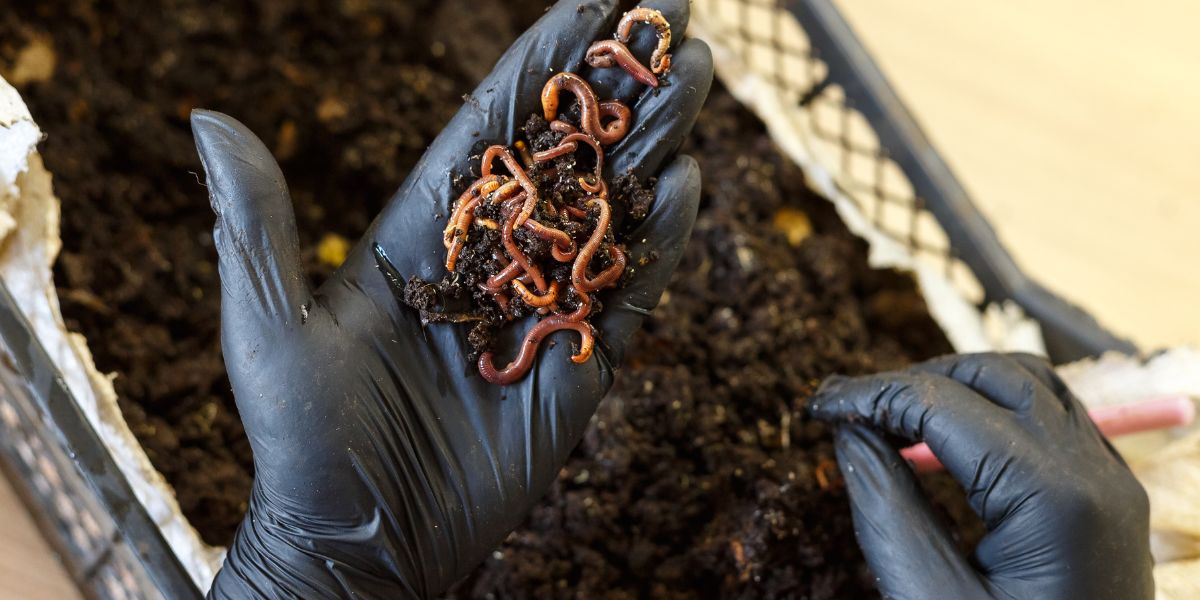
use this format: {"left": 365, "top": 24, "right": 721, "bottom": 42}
{"left": 447, "top": 90, "right": 980, "bottom": 600}
{"left": 2, "top": 1, "right": 981, "bottom": 597}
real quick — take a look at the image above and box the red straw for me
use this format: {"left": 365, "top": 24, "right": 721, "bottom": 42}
{"left": 899, "top": 395, "right": 1197, "bottom": 473}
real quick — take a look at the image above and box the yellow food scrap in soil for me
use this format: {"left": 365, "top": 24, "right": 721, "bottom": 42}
{"left": 815, "top": 457, "right": 838, "bottom": 490}
{"left": 7, "top": 36, "right": 56, "bottom": 86}
{"left": 730, "top": 540, "right": 751, "bottom": 582}
{"left": 275, "top": 120, "right": 299, "bottom": 160}
{"left": 317, "top": 95, "right": 349, "bottom": 124}
{"left": 317, "top": 233, "right": 351, "bottom": 268}
{"left": 772, "top": 207, "right": 812, "bottom": 247}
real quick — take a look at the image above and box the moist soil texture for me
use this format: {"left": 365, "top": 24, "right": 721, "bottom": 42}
{"left": 2, "top": 1, "right": 981, "bottom": 597}
{"left": 397, "top": 112, "right": 653, "bottom": 374}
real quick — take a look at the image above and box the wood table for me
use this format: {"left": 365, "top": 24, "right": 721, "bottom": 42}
{"left": 836, "top": 0, "right": 1200, "bottom": 350}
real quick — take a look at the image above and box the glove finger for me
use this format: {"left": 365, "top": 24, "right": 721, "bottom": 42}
{"left": 809, "top": 371, "right": 1036, "bottom": 519}
{"left": 808, "top": 372, "right": 1016, "bottom": 448}
{"left": 1003, "top": 352, "right": 1125, "bottom": 463}
{"left": 605, "top": 38, "right": 714, "bottom": 181}
{"left": 585, "top": 0, "right": 691, "bottom": 103}
{"left": 365, "top": 0, "right": 621, "bottom": 283}
{"left": 907, "top": 353, "right": 1065, "bottom": 416}
{"left": 1006, "top": 352, "right": 1074, "bottom": 401}
{"left": 191, "top": 109, "right": 312, "bottom": 344}
{"left": 834, "top": 425, "right": 985, "bottom": 599}
{"left": 908, "top": 353, "right": 1107, "bottom": 452}
{"left": 592, "top": 154, "right": 701, "bottom": 366}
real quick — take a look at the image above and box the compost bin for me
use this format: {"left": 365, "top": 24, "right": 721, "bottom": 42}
{"left": 3, "top": 1, "right": 1182, "bottom": 598}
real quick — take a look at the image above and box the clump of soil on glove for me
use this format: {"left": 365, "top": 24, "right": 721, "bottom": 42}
{"left": 2, "top": 1, "right": 980, "bottom": 597}
{"left": 396, "top": 112, "right": 653, "bottom": 384}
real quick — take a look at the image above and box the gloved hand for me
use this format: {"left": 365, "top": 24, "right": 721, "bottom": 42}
{"left": 189, "top": 1, "right": 713, "bottom": 597}
{"left": 809, "top": 352, "right": 1154, "bottom": 600}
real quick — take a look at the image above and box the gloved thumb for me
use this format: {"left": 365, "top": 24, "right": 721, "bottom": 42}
{"left": 593, "top": 154, "right": 701, "bottom": 366}
{"left": 191, "top": 110, "right": 312, "bottom": 363}
{"left": 834, "top": 424, "right": 985, "bottom": 600}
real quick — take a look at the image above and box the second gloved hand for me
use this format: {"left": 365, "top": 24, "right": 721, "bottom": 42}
{"left": 810, "top": 352, "right": 1154, "bottom": 600}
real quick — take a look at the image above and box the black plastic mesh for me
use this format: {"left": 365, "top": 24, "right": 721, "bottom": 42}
{"left": 692, "top": 0, "right": 988, "bottom": 307}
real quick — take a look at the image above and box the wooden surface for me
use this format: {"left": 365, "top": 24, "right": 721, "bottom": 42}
{"left": 836, "top": 0, "right": 1200, "bottom": 350}
{"left": 0, "top": 474, "right": 81, "bottom": 599}
{"left": 2, "top": 2, "right": 1198, "bottom": 597}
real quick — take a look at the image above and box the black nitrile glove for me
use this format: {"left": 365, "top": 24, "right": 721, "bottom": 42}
{"left": 809, "top": 352, "right": 1154, "bottom": 600}
{"left": 190, "top": 1, "right": 713, "bottom": 597}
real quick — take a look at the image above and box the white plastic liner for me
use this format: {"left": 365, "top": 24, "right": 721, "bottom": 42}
{"left": 0, "top": 76, "right": 222, "bottom": 590}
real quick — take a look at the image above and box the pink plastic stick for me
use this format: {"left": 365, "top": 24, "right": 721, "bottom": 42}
{"left": 899, "top": 395, "right": 1196, "bottom": 473}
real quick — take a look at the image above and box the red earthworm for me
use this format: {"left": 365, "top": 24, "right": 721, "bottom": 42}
{"left": 572, "top": 198, "right": 627, "bottom": 292}
{"left": 590, "top": 244, "right": 627, "bottom": 290}
{"left": 599, "top": 101, "right": 631, "bottom": 143}
{"left": 564, "top": 205, "right": 590, "bottom": 220}
{"left": 479, "top": 283, "right": 512, "bottom": 314}
{"left": 533, "top": 139, "right": 578, "bottom": 163}
{"left": 542, "top": 197, "right": 560, "bottom": 219}
{"left": 445, "top": 175, "right": 512, "bottom": 268}
{"left": 487, "top": 179, "right": 522, "bottom": 204}
{"left": 550, "top": 120, "right": 577, "bottom": 135}
{"left": 562, "top": 132, "right": 605, "bottom": 165}
{"left": 478, "top": 178, "right": 504, "bottom": 197}
{"left": 571, "top": 197, "right": 609, "bottom": 289}
{"left": 575, "top": 244, "right": 626, "bottom": 293}
{"left": 595, "top": 178, "right": 609, "bottom": 199}
{"left": 533, "top": 132, "right": 606, "bottom": 196}
{"left": 482, "top": 145, "right": 539, "bottom": 226}
{"left": 541, "top": 72, "right": 629, "bottom": 145}
{"left": 564, "top": 289, "right": 592, "bottom": 322}
{"left": 523, "top": 219, "right": 577, "bottom": 261}
{"left": 444, "top": 175, "right": 501, "bottom": 249}
{"left": 512, "top": 279, "right": 561, "bottom": 308}
{"left": 478, "top": 316, "right": 596, "bottom": 384}
{"left": 585, "top": 39, "right": 659, "bottom": 87}
{"left": 516, "top": 272, "right": 560, "bottom": 315}
{"left": 616, "top": 7, "right": 672, "bottom": 74}
{"left": 502, "top": 195, "right": 547, "bottom": 292}
{"left": 564, "top": 132, "right": 606, "bottom": 193}
{"left": 486, "top": 259, "right": 523, "bottom": 291}
{"left": 578, "top": 175, "right": 603, "bottom": 195}
{"left": 445, "top": 194, "right": 481, "bottom": 271}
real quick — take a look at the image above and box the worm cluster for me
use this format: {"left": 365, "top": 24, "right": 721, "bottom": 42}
{"left": 400, "top": 7, "right": 672, "bottom": 385}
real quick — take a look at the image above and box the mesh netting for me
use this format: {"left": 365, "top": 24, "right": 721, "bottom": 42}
{"left": 689, "top": 0, "right": 1039, "bottom": 353}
